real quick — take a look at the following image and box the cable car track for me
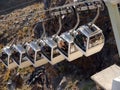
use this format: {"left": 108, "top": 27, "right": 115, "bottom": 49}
{"left": 0, "top": 0, "right": 103, "bottom": 23}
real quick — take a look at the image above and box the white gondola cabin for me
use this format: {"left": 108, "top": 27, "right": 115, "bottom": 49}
{"left": 12, "top": 44, "right": 32, "bottom": 68}
{"left": 26, "top": 41, "right": 48, "bottom": 67}
{"left": 57, "top": 32, "right": 83, "bottom": 61}
{"left": 0, "top": 46, "right": 17, "bottom": 69}
{"left": 41, "top": 37, "right": 64, "bottom": 65}
{"left": 74, "top": 24, "right": 104, "bottom": 56}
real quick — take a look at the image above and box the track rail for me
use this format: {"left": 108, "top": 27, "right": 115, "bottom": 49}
{"left": 0, "top": 0, "right": 104, "bottom": 23}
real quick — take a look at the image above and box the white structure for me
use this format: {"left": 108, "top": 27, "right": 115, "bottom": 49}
{"left": 91, "top": 64, "right": 120, "bottom": 90}
{"left": 104, "top": 0, "right": 120, "bottom": 4}
{"left": 112, "top": 76, "right": 120, "bottom": 90}
{"left": 104, "top": 0, "right": 120, "bottom": 57}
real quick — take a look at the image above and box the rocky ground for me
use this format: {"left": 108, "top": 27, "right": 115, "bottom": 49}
{"left": 0, "top": 0, "right": 120, "bottom": 90}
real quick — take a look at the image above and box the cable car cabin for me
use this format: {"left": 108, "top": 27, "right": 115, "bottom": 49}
{"left": 74, "top": 24, "right": 104, "bottom": 57}
{"left": 26, "top": 41, "right": 48, "bottom": 67}
{"left": 0, "top": 46, "right": 17, "bottom": 69}
{"left": 41, "top": 38, "right": 64, "bottom": 65}
{"left": 12, "top": 44, "right": 32, "bottom": 68}
{"left": 57, "top": 32, "right": 83, "bottom": 61}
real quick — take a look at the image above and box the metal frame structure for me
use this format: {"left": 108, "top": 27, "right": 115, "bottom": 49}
{"left": 0, "top": 46, "right": 18, "bottom": 69}
{"left": 0, "top": 0, "right": 104, "bottom": 23}
{"left": 41, "top": 37, "right": 65, "bottom": 65}
{"left": 26, "top": 41, "right": 48, "bottom": 67}
{"left": 58, "top": 32, "right": 83, "bottom": 61}
{"left": 49, "top": 0, "right": 103, "bottom": 17}
{"left": 74, "top": 24, "right": 104, "bottom": 56}
{"left": 26, "top": 41, "right": 41, "bottom": 64}
{"left": 104, "top": 0, "right": 120, "bottom": 57}
{"left": 12, "top": 44, "right": 32, "bottom": 68}
{"left": 57, "top": 6, "right": 83, "bottom": 61}
{"left": 41, "top": 16, "right": 65, "bottom": 65}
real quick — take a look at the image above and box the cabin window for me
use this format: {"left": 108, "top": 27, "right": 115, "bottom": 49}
{"left": 41, "top": 45, "right": 51, "bottom": 60}
{"left": 58, "top": 40, "right": 68, "bottom": 57}
{"left": 11, "top": 51, "right": 20, "bottom": 65}
{"left": 70, "top": 43, "right": 77, "bottom": 54}
{"left": 9, "top": 58, "right": 13, "bottom": 64}
{"left": 21, "top": 53, "right": 27, "bottom": 62}
{"left": 27, "top": 47, "right": 35, "bottom": 62}
{"left": 53, "top": 47, "right": 60, "bottom": 58}
{"left": 88, "top": 33, "right": 104, "bottom": 49}
{"left": 75, "top": 32, "right": 87, "bottom": 51}
{"left": 0, "top": 53, "right": 8, "bottom": 65}
{"left": 36, "top": 51, "right": 42, "bottom": 61}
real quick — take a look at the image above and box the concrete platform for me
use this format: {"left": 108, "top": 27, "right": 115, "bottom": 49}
{"left": 91, "top": 64, "right": 120, "bottom": 90}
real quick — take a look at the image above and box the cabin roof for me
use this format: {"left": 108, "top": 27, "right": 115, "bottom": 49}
{"left": 13, "top": 44, "right": 26, "bottom": 54}
{"left": 3, "top": 46, "right": 12, "bottom": 56}
{"left": 78, "top": 24, "right": 102, "bottom": 37}
{"left": 29, "top": 42, "right": 40, "bottom": 51}
{"left": 60, "top": 32, "right": 73, "bottom": 43}
{"left": 45, "top": 38, "right": 57, "bottom": 48}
